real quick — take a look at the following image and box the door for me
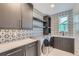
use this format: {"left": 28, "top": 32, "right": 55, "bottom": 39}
{"left": 21, "top": 3, "right": 33, "bottom": 29}
{"left": 0, "top": 3, "right": 21, "bottom": 29}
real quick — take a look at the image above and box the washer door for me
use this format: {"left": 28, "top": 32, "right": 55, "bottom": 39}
{"left": 41, "top": 43, "right": 48, "bottom": 55}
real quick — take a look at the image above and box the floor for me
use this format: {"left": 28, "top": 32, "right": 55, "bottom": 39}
{"left": 41, "top": 47, "right": 74, "bottom": 56}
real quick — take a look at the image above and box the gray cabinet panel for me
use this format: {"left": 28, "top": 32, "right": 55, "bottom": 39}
{"left": 21, "top": 4, "right": 33, "bottom": 29}
{"left": 0, "top": 4, "right": 21, "bottom": 29}
{"left": 26, "top": 43, "right": 37, "bottom": 56}
{"left": 62, "top": 38, "right": 74, "bottom": 53}
{"left": 54, "top": 37, "right": 58, "bottom": 48}
{"left": 0, "top": 3, "right": 33, "bottom": 29}
{"left": 54, "top": 37, "right": 63, "bottom": 50}
{"left": 0, "top": 46, "right": 25, "bottom": 56}
{"left": 53, "top": 37, "right": 74, "bottom": 53}
{"left": 6, "top": 48, "right": 25, "bottom": 56}
{"left": 57, "top": 37, "right": 63, "bottom": 50}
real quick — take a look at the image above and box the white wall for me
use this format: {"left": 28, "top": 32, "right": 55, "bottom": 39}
{"left": 33, "top": 9, "right": 44, "bottom": 21}
{"left": 73, "top": 4, "right": 79, "bottom": 55}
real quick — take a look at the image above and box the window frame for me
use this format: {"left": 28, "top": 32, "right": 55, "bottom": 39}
{"left": 59, "top": 16, "right": 68, "bottom": 33}
{"left": 74, "top": 15, "right": 79, "bottom": 32}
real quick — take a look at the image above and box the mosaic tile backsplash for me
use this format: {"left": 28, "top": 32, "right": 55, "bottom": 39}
{"left": 0, "top": 29, "right": 43, "bottom": 44}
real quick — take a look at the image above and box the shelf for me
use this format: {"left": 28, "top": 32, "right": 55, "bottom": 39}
{"left": 33, "top": 25, "right": 43, "bottom": 28}
{"left": 33, "top": 17, "right": 45, "bottom": 23}
{"left": 43, "top": 16, "right": 51, "bottom": 35}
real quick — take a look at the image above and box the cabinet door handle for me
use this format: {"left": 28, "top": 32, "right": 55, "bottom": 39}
{"left": 19, "top": 20, "right": 21, "bottom": 28}
{"left": 21, "top": 19, "right": 22, "bottom": 28}
{"left": 7, "top": 49, "right": 22, "bottom": 56}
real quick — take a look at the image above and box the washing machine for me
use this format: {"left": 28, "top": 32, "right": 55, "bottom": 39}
{"left": 35, "top": 37, "right": 45, "bottom": 55}
{"left": 40, "top": 35, "right": 51, "bottom": 56}
{"left": 40, "top": 35, "right": 54, "bottom": 56}
{"left": 34, "top": 35, "right": 53, "bottom": 56}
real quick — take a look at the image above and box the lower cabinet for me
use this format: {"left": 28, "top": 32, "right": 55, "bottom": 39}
{"left": 0, "top": 41, "right": 39, "bottom": 56}
{"left": 26, "top": 43, "right": 37, "bottom": 56}
{"left": 54, "top": 37, "right": 63, "bottom": 50}
{"left": 6, "top": 47, "right": 25, "bottom": 56}
{"left": 0, "top": 46, "right": 25, "bottom": 56}
{"left": 53, "top": 37, "right": 74, "bottom": 53}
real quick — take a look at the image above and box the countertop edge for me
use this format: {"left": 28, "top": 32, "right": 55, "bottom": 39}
{"left": 51, "top": 35, "right": 75, "bottom": 39}
{"left": 0, "top": 39, "right": 38, "bottom": 54}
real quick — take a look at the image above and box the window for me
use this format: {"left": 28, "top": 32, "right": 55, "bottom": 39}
{"left": 59, "top": 16, "right": 68, "bottom": 32}
{"left": 74, "top": 15, "right": 79, "bottom": 32}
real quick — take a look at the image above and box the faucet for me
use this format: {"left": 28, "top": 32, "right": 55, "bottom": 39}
{"left": 62, "top": 32, "right": 64, "bottom": 36}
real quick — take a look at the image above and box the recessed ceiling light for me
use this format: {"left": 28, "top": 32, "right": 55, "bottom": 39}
{"left": 50, "top": 4, "right": 55, "bottom": 8}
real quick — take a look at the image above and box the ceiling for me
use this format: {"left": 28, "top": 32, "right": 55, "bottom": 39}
{"left": 33, "top": 3, "right": 75, "bottom": 15}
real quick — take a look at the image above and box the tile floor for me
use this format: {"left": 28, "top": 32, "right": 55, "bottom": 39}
{"left": 41, "top": 47, "right": 74, "bottom": 56}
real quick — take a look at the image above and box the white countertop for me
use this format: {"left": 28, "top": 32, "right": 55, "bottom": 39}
{"left": 0, "top": 38, "right": 38, "bottom": 53}
{"left": 52, "top": 35, "right": 75, "bottom": 39}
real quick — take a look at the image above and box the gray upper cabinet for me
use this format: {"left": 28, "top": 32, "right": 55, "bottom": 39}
{"left": 0, "top": 3, "right": 33, "bottom": 29}
{"left": 0, "top": 4, "right": 21, "bottom": 29}
{"left": 21, "top": 3, "right": 33, "bottom": 29}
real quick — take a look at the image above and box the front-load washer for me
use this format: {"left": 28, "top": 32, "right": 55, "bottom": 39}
{"left": 33, "top": 35, "right": 51, "bottom": 56}
{"left": 40, "top": 35, "right": 51, "bottom": 56}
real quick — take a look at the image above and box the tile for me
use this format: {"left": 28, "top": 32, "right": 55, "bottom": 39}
{"left": 41, "top": 47, "right": 74, "bottom": 56}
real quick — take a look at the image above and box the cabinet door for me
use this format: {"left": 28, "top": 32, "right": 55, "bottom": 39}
{"left": 53, "top": 37, "right": 74, "bottom": 53}
{"left": 58, "top": 37, "right": 63, "bottom": 50}
{"left": 0, "top": 4, "right": 21, "bottom": 29}
{"left": 54, "top": 37, "right": 58, "bottom": 48}
{"left": 54, "top": 37, "right": 63, "bottom": 50}
{"left": 26, "top": 43, "right": 37, "bottom": 56}
{"left": 62, "top": 38, "right": 74, "bottom": 53}
{"left": 21, "top": 3, "right": 33, "bottom": 29}
{"left": 6, "top": 48, "right": 25, "bottom": 56}
{"left": 0, "top": 46, "right": 25, "bottom": 56}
